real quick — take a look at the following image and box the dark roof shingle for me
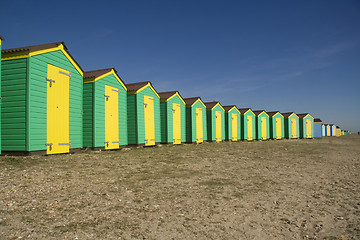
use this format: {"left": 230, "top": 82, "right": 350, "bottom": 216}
{"left": 126, "top": 81, "right": 150, "bottom": 91}
{"left": 84, "top": 68, "right": 114, "bottom": 78}
{"left": 267, "top": 111, "right": 281, "bottom": 117}
{"left": 204, "top": 102, "right": 219, "bottom": 109}
{"left": 158, "top": 91, "right": 178, "bottom": 100}
{"left": 252, "top": 110, "right": 265, "bottom": 116}
{"left": 183, "top": 97, "right": 201, "bottom": 105}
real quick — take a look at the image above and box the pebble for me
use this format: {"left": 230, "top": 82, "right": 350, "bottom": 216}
{"left": 289, "top": 227, "right": 295, "bottom": 232}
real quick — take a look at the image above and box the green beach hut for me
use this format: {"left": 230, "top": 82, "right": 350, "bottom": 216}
{"left": 83, "top": 68, "right": 127, "bottom": 150}
{"left": 238, "top": 108, "right": 256, "bottom": 141}
{"left": 1, "top": 42, "right": 84, "bottom": 155}
{"left": 183, "top": 97, "right": 207, "bottom": 143}
{"left": 204, "top": 102, "right": 225, "bottom": 142}
{"left": 126, "top": 81, "right": 160, "bottom": 146}
{"left": 223, "top": 105, "right": 241, "bottom": 141}
{"left": 281, "top": 112, "right": 299, "bottom": 139}
{"left": 297, "top": 113, "right": 314, "bottom": 139}
{"left": 159, "top": 91, "right": 186, "bottom": 145}
{"left": 0, "top": 36, "right": 3, "bottom": 154}
{"left": 267, "top": 111, "right": 285, "bottom": 140}
{"left": 253, "top": 110, "right": 270, "bottom": 140}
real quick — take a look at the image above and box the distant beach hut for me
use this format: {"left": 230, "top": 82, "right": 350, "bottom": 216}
{"left": 253, "top": 110, "right": 270, "bottom": 140}
{"left": 184, "top": 97, "right": 207, "bottom": 143}
{"left": 336, "top": 126, "right": 341, "bottom": 137}
{"left": 83, "top": 68, "right": 127, "bottom": 150}
{"left": 204, "top": 102, "right": 225, "bottom": 142}
{"left": 126, "top": 81, "right": 160, "bottom": 146}
{"left": 297, "top": 113, "right": 314, "bottom": 139}
{"left": 281, "top": 112, "right": 299, "bottom": 139}
{"left": 158, "top": 91, "right": 186, "bottom": 144}
{"left": 267, "top": 111, "right": 284, "bottom": 140}
{"left": 322, "top": 124, "right": 326, "bottom": 136}
{"left": 1, "top": 42, "right": 84, "bottom": 155}
{"left": 238, "top": 108, "right": 256, "bottom": 141}
{"left": 223, "top": 105, "right": 241, "bottom": 141}
{"left": 331, "top": 124, "right": 336, "bottom": 136}
{"left": 313, "top": 118, "right": 322, "bottom": 138}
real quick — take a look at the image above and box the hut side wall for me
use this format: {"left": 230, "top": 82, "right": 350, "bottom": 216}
{"left": 1, "top": 58, "right": 28, "bottom": 151}
{"left": 127, "top": 94, "right": 138, "bottom": 144}
{"left": 27, "top": 51, "right": 83, "bottom": 151}
{"left": 313, "top": 122, "right": 322, "bottom": 138}
{"left": 83, "top": 83, "right": 94, "bottom": 147}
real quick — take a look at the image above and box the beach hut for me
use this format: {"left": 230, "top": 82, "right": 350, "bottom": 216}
{"left": 297, "top": 113, "right": 314, "bottom": 139}
{"left": 1, "top": 42, "right": 83, "bottom": 155}
{"left": 313, "top": 118, "right": 322, "bottom": 138}
{"left": 204, "top": 102, "right": 225, "bottom": 142}
{"left": 126, "top": 81, "right": 160, "bottom": 146}
{"left": 0, "top": 36, "right": 3, "bottom": 154}
{"left": 184, "top": 97, "right": 207, "bottom": 143}
{"left": 281, "top": 112, "right": 299, "bottom": 139}
{"left": 325, "top": 124, "right": 331, "bottom": 136}
{"left": 253, "top": 110, "right": 270, "bottom": 140}
{"left": 83, "top": 68, "right": 127, "bottom": 150}
{"left": 238, "top": 108, "right": 256, "bottom": 141}
{"left": 331, "top": 124, "right": 336, "bottom": 136}
{"left": 336, "top": 126, "right": 341, "bottom": 137}
{"left": 267, "top": 111, "right": 285, "bottom": 140}
{"left": 159, "top": 91, "right": 186, "bottom": 144}
{"left": 223, "top": 105, "right": 241, "bottom": 141}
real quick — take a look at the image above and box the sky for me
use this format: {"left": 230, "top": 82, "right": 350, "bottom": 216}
{"left": 1, "top": 0, "right": 360, "bottom": 132}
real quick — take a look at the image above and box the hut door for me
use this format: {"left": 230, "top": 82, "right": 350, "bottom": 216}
{"left": 261, "top": 117, "right": 267, "bottom": 140}
{"left": 144, "top": 95, "right": 155, "bottom": 146}
{"left": 216, "top": 111, "right": 222, "bottom": 142}
{"left": 276, "top": 118, "right": 281, "bottom": 139}
{"left": 247, "top": 115, "right": 253, "bottom": 140}
{"left": 231, "top": 113, "right": 237, "bottom": 141}
{"left": 306, "top": 119, "right": 312, "bottom": 138}
{"left": 196, "top": 108, "right": 203, "bottom": 143}
{"left": 172, "top": 103, "right": 181, "bottom": 144}
{"left": 291, "top": 118, "right": 297, "bottom": 138}
{"left": 105, "top": 85, "right": 119, "bottom": 149}
{"left": 46, "top": 64, "right": 70, "bottom": 155}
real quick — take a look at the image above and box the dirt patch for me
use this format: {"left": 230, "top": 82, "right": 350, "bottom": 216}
{"left": 1, "top": 136, "right": 359, "bottom": 239}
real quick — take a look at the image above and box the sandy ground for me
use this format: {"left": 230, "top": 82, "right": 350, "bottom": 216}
{"left": 0, "top": 135, "right": 359, "bottom": 239}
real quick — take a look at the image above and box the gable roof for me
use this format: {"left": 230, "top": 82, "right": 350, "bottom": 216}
{"left": 0, "top": 36, "right": 3, "bottom": 41}
{"left": 204, "top": 102, "right": 225, "bottom": 111}
{"left": 314, "top": 118, "right": 322, "bottom": 123}
{"left": 281, "top": 112, "right": 298, "bottom": 118}
{"left": 297, "top": 113, "right": 314, "bottom": 119}
{"left": 238, "top": 108, "right": 254, "bottom": 115}
{"left": 83, "top": 68, "right": 127, "bottom": 90}
{"left": 1, "top": 41, "right": 84, "bottom": 76}
{"left": 183, "top": 97, "right": 206, "bottom": 108}
{"left": 158, "top": 91, "right": 185, "bottom": 105}
{"left": 267, "top": 111, "right": 283, "bottom": 117}
{"left": 252, "top": 110, "right": 269, "bottom": 117}
{"left": 126, "top": 81, "right": 160, "bottom": 98}
{"left": 223, "top": 105, "right": 240, "bottom": 114}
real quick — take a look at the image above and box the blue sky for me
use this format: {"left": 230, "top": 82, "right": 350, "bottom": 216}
{"left": 1, "top": 0, "right": 360, "bottom": 132}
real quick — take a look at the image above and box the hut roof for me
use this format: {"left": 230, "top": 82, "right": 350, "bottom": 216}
{"left": 0, "top": 36, "right": 3, "bottom": 40}
{"left": 297, "top": 113, "right": 314, "bottom": 119}
{"left": 126, "top": 81, "right": 150, "bottom": 91}
{"left": 314, "top": 118, "right": 322, "bottom": 123}
{"left": 183, "top": 97, "right": 201, "bottom": 105}
{"left": 158, "top": 91, "right": 178, "bottom": 100}
{"left": 281, "top": 112, "right": 298, "bottom": 118}
{"left": 1, "top": 41, "right": 84, "bottom": 75}
{"left": 84, "top": 68, "right": 114, "bottom": 78}
{"left": 238, "top": 108, "right": 253, "bottom": 114}
{"left": 267, "top": 111, "right": 282, "bottom": 117}
{"left": 223, "top": 105, "right": 240, "bottom": 113}
{"left": 252, "top": 110, "right": 268, "bottom": 116}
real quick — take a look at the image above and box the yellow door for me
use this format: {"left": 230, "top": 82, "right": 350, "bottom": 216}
{"left": 196, "top": 108, "right": 203, "bottom": 143}
{"left": 231, "top": 113, "right": 237, "bottom": 141}
{"left": 291, "top": 118, "right": 297, "bottom": 138}
{"left": 247, "top": 115, "right": 253, "bottom": 140}
{"left": 276, "top": 118, "right": 281, "bottom": 139}
{"left": 215, "top": 111, "right": 222, "bottom": 142}
{"left": 144, "top": 95, "right": 155, "bottom": 146}
{"left": 172, "top": 103, "right": 181, "bottom": 144}
{"left": 46, "top": 64, "right": 70, "bottom": 154}
{"left": 105, "top": 85, "right": 119, "bottom": 149}
{"left": 306, "top": 119, "right": 312, "bottom": 138}
{"left": 261, "top": 117, "right": 267, "bottom": 140}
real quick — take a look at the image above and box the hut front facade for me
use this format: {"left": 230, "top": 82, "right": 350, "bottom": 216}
{"left": 331, "top": 124, "right": 337, "bottom": 136}
{"left": 223, "top": 105, "right": 241, "bottom": 141}
{"left": 205, "top": 102, "right": 225, "bottom": 142}
{"left": 282, "top": 112, "right": 299, "bottom": 139}
{"left": 297, "top": 113, "right": 314, "bottom": 139}
{"left": 127, "top": 81, "right": 160, "bottom": 146}
{"left": 253, "top": 110, "right": 270, "bottom": 140}
{"left": 184, "top": 97, "right": 207, "bottom": 143}
{"left": 313, "top": 118, "right": 322, "bottom": 138}
{"left": 238, "top": 108, "right": 256, "bottom": 141}
{"left": 325, "top": 124, "right": 331, "bottom": 136}
{"left": 83, "top": 68, "right": 127, "bottom": 150}
{"left": 1, "top": 42, "right": 83, "bottom": 155}
{"left": 159, "top": 91, "right": 186, "bottom": 144}
{"left": 267, "top": 111, "right": 284, "bottom": 139}
{"left": 336, "top": 126, "right": 341, "bottom": 137}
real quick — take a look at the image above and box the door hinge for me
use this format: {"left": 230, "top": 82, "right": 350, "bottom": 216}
{"left": 46, "top": 143, "right": 53, "bottom": 151}
{"left": 59, "top": 141, "right": 71, "bottom": 146}
{"left": 112, "top": 141, "right": 120, "bottom": 144}
{"left": 112, "top": 89, "right": 119, "bottom": 93}
{"left": 46, "top": 78, "right": 55, "bottom": 87}
{"left": 59, "top": 71, "right": 71, "bottom": 78}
